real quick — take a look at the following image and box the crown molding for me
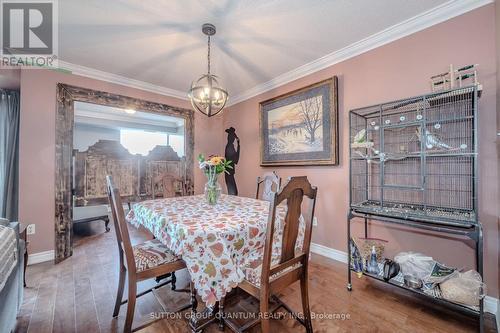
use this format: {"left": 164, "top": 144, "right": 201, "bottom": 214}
{"left": 57, "top": 60, "right": 189, "bottom": 101}
{"left": 227, "top": 0, "right": 493, "bottom": 106}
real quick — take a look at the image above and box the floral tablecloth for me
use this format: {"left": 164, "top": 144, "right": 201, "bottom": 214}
{"left": 126, "top": 194, "right": 302, "bottom": 306}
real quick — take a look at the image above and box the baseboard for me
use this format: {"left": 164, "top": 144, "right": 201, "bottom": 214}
{"left": 484, "top": 296, "right": 500, "bottom": 329}
{"left": 310, "top": 242, "right": 499, "bottom": 317}
{"left": 310, "top": 242, "right": 348, "bottom": 263}
{"left": 27, "top": 250, "right": 55, "bottom": 265}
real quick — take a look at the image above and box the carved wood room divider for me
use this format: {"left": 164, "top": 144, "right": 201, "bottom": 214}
{"left": 55, "top": 84, "right": 194, "bottom": 263}
{"left": 73, "top": 140, "right": 189, "bottom": 207}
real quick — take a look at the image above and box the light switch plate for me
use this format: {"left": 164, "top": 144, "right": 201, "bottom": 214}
{"left": 313, "top": 217, "right": 318, "bottom": 227}
{"left": 27, "top": 224, "right": 35, "bottom": 235}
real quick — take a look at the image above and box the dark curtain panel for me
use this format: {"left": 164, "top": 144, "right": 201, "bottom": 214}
{"left": 0, "top": 89, "right": 20, "bottom": 221}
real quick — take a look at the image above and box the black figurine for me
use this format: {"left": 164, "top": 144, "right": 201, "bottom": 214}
{"left": 224, "top": 127, "right": 240, "bottom": 195}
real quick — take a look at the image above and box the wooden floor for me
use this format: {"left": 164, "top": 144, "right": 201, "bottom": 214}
{"left": 16, "top": 221, "right": 497, "bottom": 333}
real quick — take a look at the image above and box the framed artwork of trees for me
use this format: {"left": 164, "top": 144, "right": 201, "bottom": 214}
{"left": 259, "top": 77, "right": 338, "bottom": 166}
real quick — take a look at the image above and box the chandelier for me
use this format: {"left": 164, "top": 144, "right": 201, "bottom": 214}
{"left": 188, "top": 23, "right": 229, "bottom": 117}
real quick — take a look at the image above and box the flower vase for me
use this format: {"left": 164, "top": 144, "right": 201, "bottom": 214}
{"left": 204, "top": 177, "right": 221, "bottom": 205}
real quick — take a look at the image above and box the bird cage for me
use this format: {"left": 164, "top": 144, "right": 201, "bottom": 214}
{"left": 349, "top": 85, "right": 480, "bottom": 226}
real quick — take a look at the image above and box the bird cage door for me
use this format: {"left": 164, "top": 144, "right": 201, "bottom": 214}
{"left": 379, "top": 96, "right": 427, "bottom": 210}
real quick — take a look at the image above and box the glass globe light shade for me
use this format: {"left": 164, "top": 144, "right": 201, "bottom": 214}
{"left": 188, "top": 74, "right": 228, "bottom": 117}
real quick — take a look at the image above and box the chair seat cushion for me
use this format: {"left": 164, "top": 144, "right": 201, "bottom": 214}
{"left": 132, "top": 239, "right": 179, "bottom": 272}
{"left": 244, "top": 210, "right": 306, "bottom": 288}
{"left": 243, "top": 249, "right": 302, "bottom": 288}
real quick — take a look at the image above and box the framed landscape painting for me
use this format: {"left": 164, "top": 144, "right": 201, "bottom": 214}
{"left": 260, "top": 77, "right": 339, "bottom": 166}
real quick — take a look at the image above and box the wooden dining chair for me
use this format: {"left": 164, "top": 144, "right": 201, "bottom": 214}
{"left": 156, "top": 174, "right": 185, "bottom": 285}
{"left": 151, "top": 173, "right": 185, "bottom": 199}
{"left": 255, "top": 171, "right": 281, "bottom": 201}
{"left": 106, "top": 176, "right": 190, "bottom": 333}
{"left": 231, "top": 176, "right": 317, "bottom": 333}
{"left": 183, "top": 177, "right": 194, "bottom": 196}
{"left": 161, "top": 174, "right": 185, "bottom": 198}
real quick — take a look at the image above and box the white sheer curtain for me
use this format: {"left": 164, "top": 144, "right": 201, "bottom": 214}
{"left": 0, "top": 89, "right": 20, "bottom": 220}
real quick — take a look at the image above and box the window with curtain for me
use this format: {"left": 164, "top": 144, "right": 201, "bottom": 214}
{"left": 0, "top": 89, "right": 20, "bottom": 221}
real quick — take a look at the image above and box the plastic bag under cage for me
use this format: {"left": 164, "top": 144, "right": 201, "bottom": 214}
{"left": 394, "top": 252, "right": 435, "bottom": 279}
{"left": 440, "top": 270, "right": 486, "bottom": 308}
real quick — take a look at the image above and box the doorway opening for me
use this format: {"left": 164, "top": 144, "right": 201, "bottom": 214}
{"left": 72, "top": 101, "right": 186, "bottom": 243}
{"left": 55, "top": 84, "right": 194, "bottom": 262}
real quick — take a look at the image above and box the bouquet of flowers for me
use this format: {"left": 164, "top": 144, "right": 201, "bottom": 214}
{"left": 198, "top": 154, "right": 232, "bottom": 205}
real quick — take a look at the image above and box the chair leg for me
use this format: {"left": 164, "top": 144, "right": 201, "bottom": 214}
{"left": 124, "top": 280, "right": 137, "bottom": 333}
{"left": 218, "top": 297, "right": 225, "bottom": 331}
{"left": 190, "top": 282, "right": 198, "bottom": 314}
{"left": 300, "top": 276, "right": 313, "bottom": 333}
{"left": 104, "top": 217, "right": 110, "bottom": 232}
{"left": 171, "top": 271, "right": 177, "bottom": 290}
{"left": 260, "top": 293, "right": 270, "bottom": 333}
{"left": 189, "top": 282, "right": 200, "bottom": 332}
{"left": 113, "top": 267, "right": 126, "bottom": 317}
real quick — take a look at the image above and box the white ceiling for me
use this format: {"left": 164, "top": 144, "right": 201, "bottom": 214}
{"left": 59, "top": 0, "right": 470, "bottom": 100}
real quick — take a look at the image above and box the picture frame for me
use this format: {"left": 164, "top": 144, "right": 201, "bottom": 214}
{"left": 259, "top": 76, "right": 339, "bottom": 166}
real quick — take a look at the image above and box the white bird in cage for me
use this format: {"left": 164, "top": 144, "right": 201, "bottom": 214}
{"left": 354, "top": 129, "right": 366, "bottom": 143}
{"left": 351, "top": 128, "right": 406, "bottom": 163}
{"left": 416, "top": 127, "right": 453, "bottom": 150}
{"left": 351, "top": 129, "right": 374, "bottom": 149}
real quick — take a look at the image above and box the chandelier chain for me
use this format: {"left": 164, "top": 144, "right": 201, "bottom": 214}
{"left": 207, "top": 35, "right": 211, "bottom": 75}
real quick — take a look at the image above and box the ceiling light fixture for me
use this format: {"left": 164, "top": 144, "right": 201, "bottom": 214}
{"left": 188, "top": 23, "right": 228, "bottom": 117}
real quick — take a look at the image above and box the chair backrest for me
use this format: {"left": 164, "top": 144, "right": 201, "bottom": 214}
{"left": 255, "top": 171, "right": 281, "bottom": 201}
{"left": 161, "top": 174, "right": 181, "bottom": 198}
{"left": 183, "top": 178, "right": 194, "bottom": 196}
{"left": 106, "top": 175, "right": 137, "bottom": 274}
{"left": 261, "top": 176, "right": 317, "bottom": 283}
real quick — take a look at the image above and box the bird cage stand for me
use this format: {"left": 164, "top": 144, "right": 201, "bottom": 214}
{"left": 347, "top": 85, "right": 484, "bottom": 332}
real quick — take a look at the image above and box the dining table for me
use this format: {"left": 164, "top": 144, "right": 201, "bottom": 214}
{"left": 126, "top": 193, "right": 304, "bottom": 329}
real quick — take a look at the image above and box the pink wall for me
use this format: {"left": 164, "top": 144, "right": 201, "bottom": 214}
{"left": 17, "top": 69, "right": 223, "bottom": 255}
{"left": 496, "top": 1, "right": 500, "bottom": 287}
{"left": 223, "top": 5, "right": 499, "bottom": 297}
{"left": 0, "top": 68, "right": 20, "bottom": 89}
